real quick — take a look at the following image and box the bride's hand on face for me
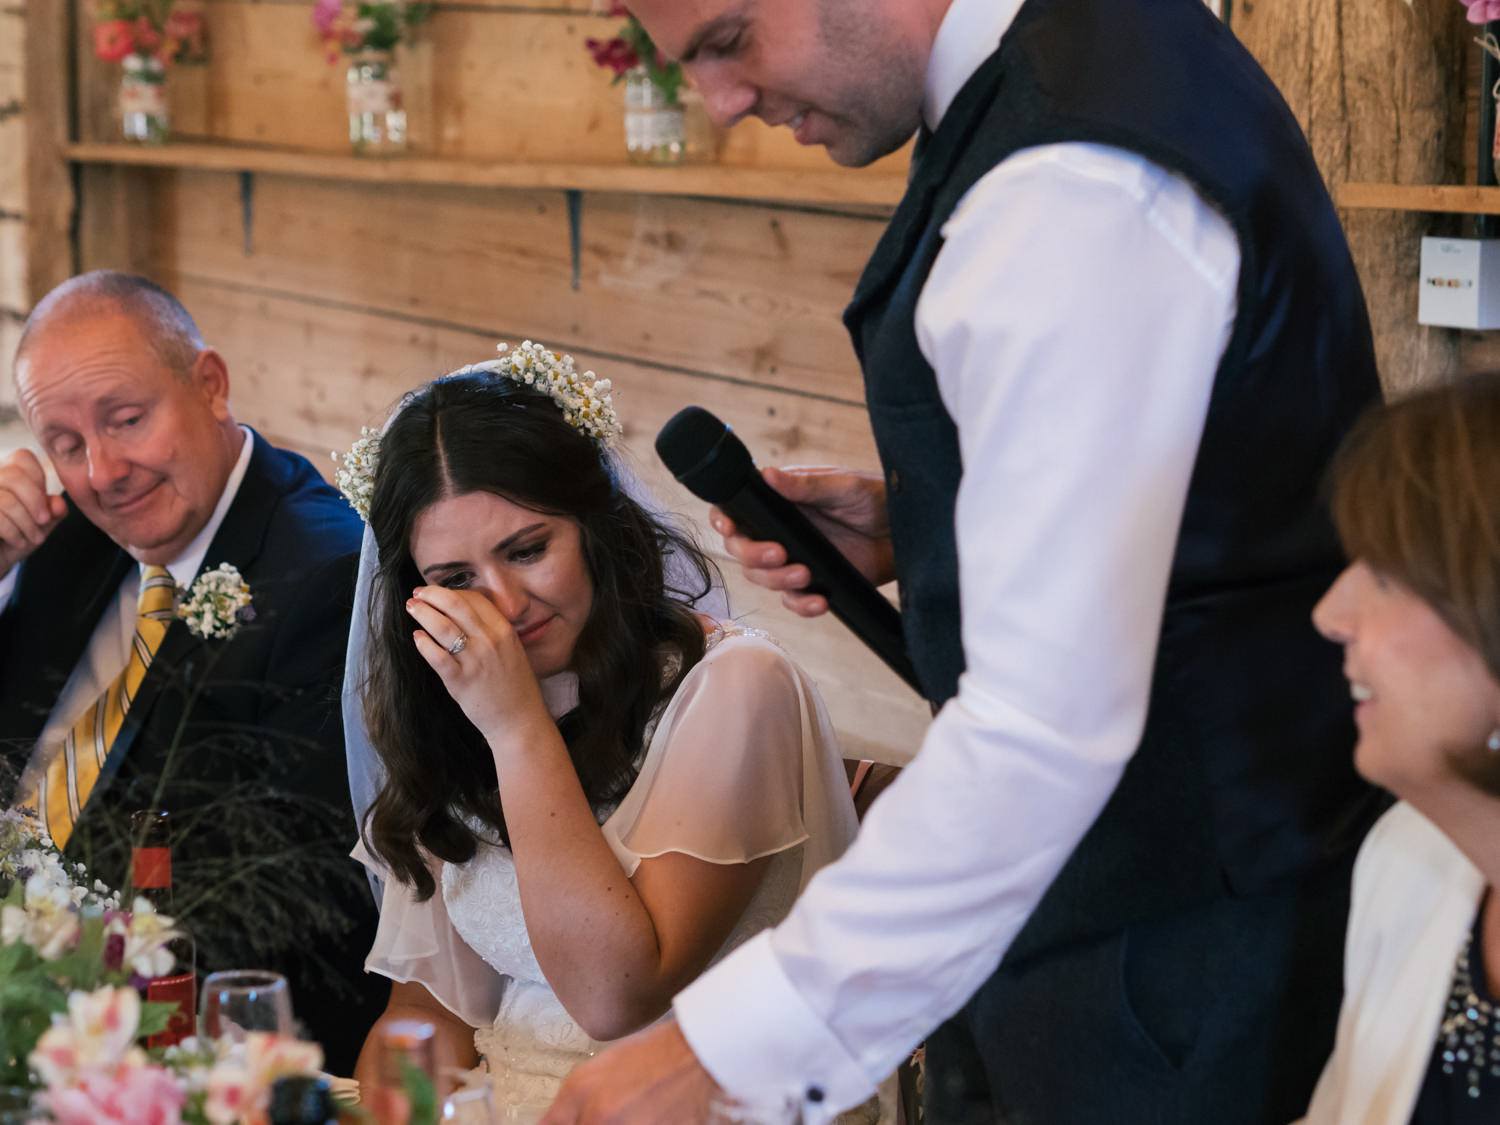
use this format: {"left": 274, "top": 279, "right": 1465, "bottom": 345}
{"left": 407, "top": 584, "right": 551, "bottom": 745}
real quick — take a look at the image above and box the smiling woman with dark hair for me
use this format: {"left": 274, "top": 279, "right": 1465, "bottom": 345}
{"left": 342, "top": 351, "right": 861, "bottom": 1118}
{"left": 1298, "top": 374, "right": 1500, "bottom": 1125}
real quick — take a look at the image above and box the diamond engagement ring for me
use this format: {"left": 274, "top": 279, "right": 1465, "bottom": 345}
{"left": 448, "top": 633, "right": 468, "bottom": 656}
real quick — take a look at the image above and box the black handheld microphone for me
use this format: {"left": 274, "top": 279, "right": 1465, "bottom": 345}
{"left": 655, "top": 406, "right": 924, "bottom": 696}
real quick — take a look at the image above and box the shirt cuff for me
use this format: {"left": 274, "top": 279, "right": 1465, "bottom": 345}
{"left": 0, "top": 565, "right": 18, "bottom": 613}
{"left": 673, "top": 932, "right": 875, "bottom": 1125}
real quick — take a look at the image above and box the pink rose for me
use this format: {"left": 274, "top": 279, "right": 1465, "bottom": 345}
{"left": 1462, "top": 0, "right": 1500, "bottom": 22}
{"left": 40, "top": 1064, "right": 184, "bottom": 1125}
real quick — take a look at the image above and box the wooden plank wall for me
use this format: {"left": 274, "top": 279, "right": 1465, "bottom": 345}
{"left": 0, "top": 0, "right": 26, "bottom": 410}
{"left": 69, "top": 1, "right": 931, "bottom": 764}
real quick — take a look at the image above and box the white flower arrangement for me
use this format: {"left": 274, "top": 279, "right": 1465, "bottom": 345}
{"left": 178, "top": 564, "right": 254, "bottom": 641}
{"left": 333, "top": 340, "right": 622, "bottom": 523}
{"left": 0, "top": 811, "right": 327, "bottom": 1124}
{"left": 29, "top": 986, "right": 324, "bottom": 1125}
{"left": 0, "top": 805, "right": 178, "bottom": 971}
{"left": 332, "top": 425, "right": 381, "bottom": 522}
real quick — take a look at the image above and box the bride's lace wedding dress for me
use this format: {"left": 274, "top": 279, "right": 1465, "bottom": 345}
{"left": 357, "top": 625, "right": 882, "bottom": 1120}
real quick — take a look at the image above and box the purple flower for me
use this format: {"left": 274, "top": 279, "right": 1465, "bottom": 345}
{"left": 103, "top": 932, "right": 126, "bottom": 973}
{"left": 311, "top": 0, "right": 343, "bottom": 35}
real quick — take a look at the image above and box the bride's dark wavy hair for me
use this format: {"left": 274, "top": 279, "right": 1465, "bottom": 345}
{"left": 362, "top": 371, "right": 715, "bottom": 899}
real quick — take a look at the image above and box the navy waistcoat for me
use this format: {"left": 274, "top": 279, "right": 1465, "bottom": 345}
{"left": 844, "top": 0, "right": 1384, "bottom": 958}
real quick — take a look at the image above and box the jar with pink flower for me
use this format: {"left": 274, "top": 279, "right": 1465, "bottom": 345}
{"left": 345, "top": 48, "right": 407, "bottom": 154}
{"left": 312, "top": 1, "right": 432, "bottom": 155}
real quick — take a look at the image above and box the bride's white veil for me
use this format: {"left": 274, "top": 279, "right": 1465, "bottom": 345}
{"left": 341, "top": 377, "right": 728, "bottom": 895}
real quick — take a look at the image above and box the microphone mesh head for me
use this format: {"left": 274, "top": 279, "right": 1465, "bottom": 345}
{"left": 655, "top": 407, "right": 754, "bottom": 504}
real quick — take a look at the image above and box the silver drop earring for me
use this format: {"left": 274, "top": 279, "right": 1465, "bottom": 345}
{"left": 1488, "top": 729, "right": 1500, "bottom": 753}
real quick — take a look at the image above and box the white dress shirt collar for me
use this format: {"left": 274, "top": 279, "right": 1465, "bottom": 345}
{"left": 158, "top": 425, "right": 254, "bottom": 589}
{"left": 923, "top": 0, "right": 1025, "bottom": 132}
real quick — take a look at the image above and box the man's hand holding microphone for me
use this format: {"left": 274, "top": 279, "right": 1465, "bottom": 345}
{"left": 709, "top": 465, "right": 893, "bottom": 618}
{"left": 655, "top": 406, "right": 921, "bottom": 694}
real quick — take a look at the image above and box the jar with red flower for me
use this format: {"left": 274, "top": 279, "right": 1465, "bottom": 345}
{"left": 120, "top": 54, "right": 170, "bottom": 145}
{"left": 586, "top": 6, "right": 699, "bottom": 164}
{"left": 92, "top": 1, "right": 209, "bottom": 145}
{"left": 623, "top": 65, "right": 686, "bottom": 164}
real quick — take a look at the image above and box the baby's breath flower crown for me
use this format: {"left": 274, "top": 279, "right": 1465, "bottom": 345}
{"left": 333, "top": 427, "right": 380, "bottom": 523}
{"left": 333, "top": 341, "right": 622, "bottom": 522}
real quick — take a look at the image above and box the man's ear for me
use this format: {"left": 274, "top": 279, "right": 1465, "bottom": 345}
{"left": 190, "top": 348, "right": 233, "bottom": 421}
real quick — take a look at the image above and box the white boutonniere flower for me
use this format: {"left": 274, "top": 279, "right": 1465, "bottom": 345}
{"left": 178, "top": 563, "right": 255, "bottom": 640}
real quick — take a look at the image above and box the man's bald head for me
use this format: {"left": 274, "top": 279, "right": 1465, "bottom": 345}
{"left": 16, "top": 271, "right": 205, "bottom": 382}
{"left": 12, "top": 271, "right": 243, "bottom": 566}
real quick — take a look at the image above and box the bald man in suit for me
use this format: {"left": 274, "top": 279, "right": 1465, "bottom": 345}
{"left": 0, "top": 271, "right": 386, "bottom": 1072}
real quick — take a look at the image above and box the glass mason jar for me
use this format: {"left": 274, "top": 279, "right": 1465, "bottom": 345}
{"left": 346, "top": 48, "right": 407, "bottom": 155}
{"left": 623, "top": 66, "right": 685, "bottom": 165}
{"left": 120, "top": 54, "right": 169, "bottom": 144}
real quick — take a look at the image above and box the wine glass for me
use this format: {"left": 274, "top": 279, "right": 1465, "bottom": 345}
{"left": 199, "top": 970, "right": 294, "bottom": 1043}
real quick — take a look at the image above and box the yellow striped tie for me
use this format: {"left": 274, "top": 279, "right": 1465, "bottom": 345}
{"left": 27, "top": 566, "right": 177, "bottom": 849}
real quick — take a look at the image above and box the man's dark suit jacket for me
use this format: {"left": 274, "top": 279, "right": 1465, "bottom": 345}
{"left": 0, "top": 430, "right": 386, "bottom": 1073}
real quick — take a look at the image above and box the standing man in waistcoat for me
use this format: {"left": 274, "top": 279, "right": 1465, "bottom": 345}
{"left": 543, "top": 0, "right": 1383, "bottom": 1122}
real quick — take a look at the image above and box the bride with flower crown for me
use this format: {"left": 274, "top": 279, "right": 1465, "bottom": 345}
{"left": 339, "top": 346, "right": 872, "bottom": 1121}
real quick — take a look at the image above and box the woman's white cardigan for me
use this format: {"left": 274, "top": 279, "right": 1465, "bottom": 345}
{"left": 1295, "top": 802, "right": 1485, "bottom": 1125}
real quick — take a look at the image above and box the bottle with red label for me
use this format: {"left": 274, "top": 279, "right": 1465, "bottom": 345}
{"left": 130, "top": 809, "right": 197, "bottom": 1048}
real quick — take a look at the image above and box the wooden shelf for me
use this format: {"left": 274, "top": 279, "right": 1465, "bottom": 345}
{"left": 63, "top": 141, "right": 906, "bottom": 209}
{"left": 1337, "top": 183, "right": 1500, "bottom": 215}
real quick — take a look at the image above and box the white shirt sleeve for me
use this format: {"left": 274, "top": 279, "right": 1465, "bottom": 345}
{"left": 673, "top": 143, "right": 1240, "bottom": 1121}
{"left": 0, "top": 566, "right": 16, "bottom": 614}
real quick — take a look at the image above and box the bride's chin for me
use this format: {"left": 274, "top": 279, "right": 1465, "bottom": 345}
{"left": 527, "top": 649, "right": 569, "bottom": 681}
